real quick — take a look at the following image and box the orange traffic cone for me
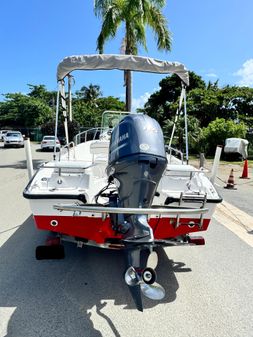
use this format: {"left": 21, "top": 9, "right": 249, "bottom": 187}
{"left": 224, "top": 169, "right": 237, "bottom": 189}
{"left": 240, "top": 159, "right": 250, "bottom": 179}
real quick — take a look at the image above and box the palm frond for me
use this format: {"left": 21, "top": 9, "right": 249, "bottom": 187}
{"left": 96, "top": 5, "right": 122, "bottom": 53}
{"left": 149, "top": 0, "right": 166, "bottom": 8}
{"left": 95, "top": 0, "right": 171, "bottom": 54}
{"left": 132, "top": 21, "right": 147, "bottom": 51}
{"left": 94, "top": 0, "right": 112, "bottom": 17}
{"left": 146, "top": 5, "right": 172, "bottom": 51}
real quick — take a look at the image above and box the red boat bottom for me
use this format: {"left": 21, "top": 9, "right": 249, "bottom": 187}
{"left": 33, "top": 215, "right": 211, "bottom": 244}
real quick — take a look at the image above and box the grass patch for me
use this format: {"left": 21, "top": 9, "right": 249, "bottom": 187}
{"left": 189, "top": 155, "right": 253, "bottom": 168}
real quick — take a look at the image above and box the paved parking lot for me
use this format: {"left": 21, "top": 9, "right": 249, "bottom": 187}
{"left": 0, "top": 142, "right": 252, "bottom": 337}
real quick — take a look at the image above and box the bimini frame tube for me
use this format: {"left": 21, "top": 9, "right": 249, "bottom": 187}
{"left": 168, "top": 84, "right": 189, "bottom": 164}
{"left": 68, "top": 75, "right": 73, "bottom": 122}
{"left": 168, "top": 86, "right": 185, "bottom": 149}
{"left": 183, "top": 85, "right": 189, "bottom": 164}
{"left": 54, "top": 79, "right": 70, "bottom": 160}
{"left": 53, "top": 83, "right": 61, "bottom": 160}
{"left": 60, "top": 82, "right": 70, "bottom": 146}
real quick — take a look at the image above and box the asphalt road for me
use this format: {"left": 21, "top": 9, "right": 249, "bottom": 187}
{"left": 0, "top": 142, "right": 252, "bottom": 337}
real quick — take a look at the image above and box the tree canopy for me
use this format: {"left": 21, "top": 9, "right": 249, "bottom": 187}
{"left": 0, "top": 72, "right": 252, "bottom": 154}
{"left": 142, "top": 71, "right": 253, "bottom": 154}
{"left": 72, "top": 95, "right": 125, "bottom": 127}
{"left": 75, "top": 84, "right": 102, "bottom": 106}
{"left": 0, "top": 84, "right": 125, "bottom": 130}
{"left": 143, "top": 71, "right": 206, "bottom": 125}
{"left": 27, "top": 84, "right": 57, "bottom": 106}
{"left": 201, "top": 118, "right": 247, "bottom": 154}
{"left": 0, "top": 92, "right": 53, "bottom": 128}
{"left": 143, "top": 72, "right": 253, "bottom": 128}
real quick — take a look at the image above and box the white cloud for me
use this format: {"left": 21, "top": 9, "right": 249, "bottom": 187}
{"left": 132, "top": 92, "right": 151, "bottom": 112}
{"left": 234, "top": 59, "right": 253, "bottom": 87}
{"left": 206, "top": 73, "right": 218, "bottom": 78}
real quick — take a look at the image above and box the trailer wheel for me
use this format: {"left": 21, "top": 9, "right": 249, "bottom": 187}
{"left": 35, "top": 244, "right": 65, "bottom": 260}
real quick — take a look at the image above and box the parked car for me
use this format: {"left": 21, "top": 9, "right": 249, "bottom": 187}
{"left": 0, "top": 130, "right": 9, "bottom": 141}
{"left": 41, "top": 135, "right": 61, "bottom": 151}
{"left": 57, "top": 136, "right": 66, "bottom": 146}
{"left": 4, "top": 131, "right": 24, "bottom": 148}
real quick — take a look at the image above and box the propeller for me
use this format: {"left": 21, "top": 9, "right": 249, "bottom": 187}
{"left": 124, "top": 266, "right": 140, "bottom": 286}
{"left": 124, "top": 249, "right": 165, "bottom": 310}
{"left": 124, "top": 266, "right": 143, "bottom": 311}
{"left": 140, "top": 282, "right": 165, "bottom": 300}
{"left": 140, "top": 260, "right": 165, "bottom": 300}
{"left": 146, "top": 251, "right": 158, "bottom": 269}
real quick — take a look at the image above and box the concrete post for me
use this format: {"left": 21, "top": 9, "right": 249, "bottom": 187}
{"left": 199, "top": 153, "right": 205, "bottom": 168}
{"left": 24, "top": 138, "right": 34, "bottom": 180}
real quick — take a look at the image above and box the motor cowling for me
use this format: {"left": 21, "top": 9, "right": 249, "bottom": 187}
{"left": 107, "top": 114, "right": 167, "bottom": 241}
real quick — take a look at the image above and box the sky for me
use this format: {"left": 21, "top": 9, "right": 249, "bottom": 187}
{"left": 0, "top": 0, "right": 253, "bottom": 110}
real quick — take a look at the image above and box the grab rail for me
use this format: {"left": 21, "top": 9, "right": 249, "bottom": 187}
{"left": 74, "top": 127, "right": 102, "bottom": 145}
{"left": 59, "top": 141, "right": 76, "bottom": 160}
{"left": 53, "top": 204, "right": 208, "bottom": 215}
{"left": 165, "top": 145, "right": 184, "bottom": 164}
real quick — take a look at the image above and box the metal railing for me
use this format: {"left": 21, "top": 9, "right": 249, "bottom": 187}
{"left": 58, "top": 127, "right": 103, "bottom": 161}
{"left": 74, "top": 127, "right": 102, "bottom": 145}
{"left": 59, "top": 141, "right": 76, "bottom": 160}
{"left": 54, "top": 203, "right": 209, "bottom": 216}
{"left": 165, "top": 145, "right": 184, "bottom": 163}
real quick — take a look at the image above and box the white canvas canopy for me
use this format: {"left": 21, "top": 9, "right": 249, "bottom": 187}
{"left": 57, "top": 54, "right": 189, "bottom": 85}
{"left": 55, "top": 54, "right": 190, "bottom": 160}
{"left": 224, "top": 138, "right": 249, "bottom": 159}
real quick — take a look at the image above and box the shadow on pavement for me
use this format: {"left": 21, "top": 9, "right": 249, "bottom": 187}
{"left": 0, "top": 160, "right": 45, "bottom": 170}
{"left": 0, "top": 216, "right": 190, "bottom": 337}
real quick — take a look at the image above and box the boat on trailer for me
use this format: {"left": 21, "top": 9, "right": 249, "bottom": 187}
{"left": 24, "top": 54, "right": 222, "bottom": 311}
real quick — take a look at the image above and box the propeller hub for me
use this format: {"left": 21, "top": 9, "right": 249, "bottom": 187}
{"left": 142, "top": 267, "right": 156, "bottom": 284}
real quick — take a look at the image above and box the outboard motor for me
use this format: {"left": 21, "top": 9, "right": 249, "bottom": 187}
{"left": 107, "top": 113, "right": 167, "bottom": 242}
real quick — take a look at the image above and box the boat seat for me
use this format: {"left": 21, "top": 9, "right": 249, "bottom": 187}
{"left": 90, "top": 141, "right": 109, "bottom": 154}
{"left": 42, "top": 161, "right": 94, "bottom": 170}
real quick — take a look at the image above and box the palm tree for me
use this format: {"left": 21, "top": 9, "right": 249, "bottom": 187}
{"left": 76, "top": 84, "right": 102, "bottom": 107}
{"left": 94, "top": 0, "right": 172, "bottom": 111}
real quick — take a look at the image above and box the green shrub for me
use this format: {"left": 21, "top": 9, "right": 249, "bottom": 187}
{"left": 201, "top": 118, "right": 247, "bottom": 155}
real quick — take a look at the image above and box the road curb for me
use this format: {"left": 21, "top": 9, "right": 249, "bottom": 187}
{"left": 214, "top": 201, "right": 253, "bottom": 247}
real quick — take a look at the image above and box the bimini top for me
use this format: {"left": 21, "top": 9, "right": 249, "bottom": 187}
{"left": 57, "top": 54, "right": 189, "bottom": 85}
